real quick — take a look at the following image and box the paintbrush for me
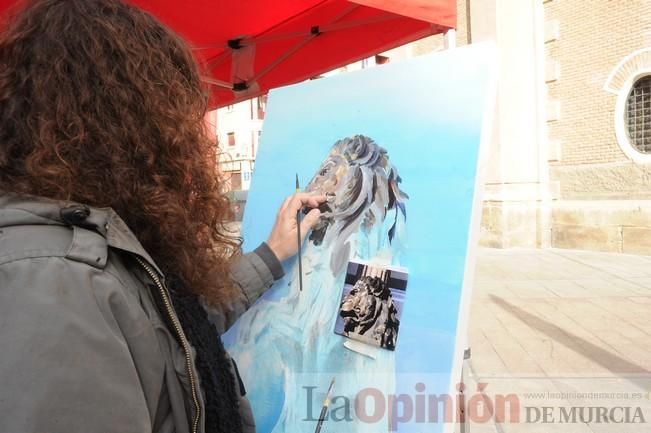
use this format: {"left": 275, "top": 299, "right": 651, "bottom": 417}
{"left": 296, "top": 173, "right": 303, "bottom": 292}
{"left": 314, "top": 377, "right": 336, "bottom": 433}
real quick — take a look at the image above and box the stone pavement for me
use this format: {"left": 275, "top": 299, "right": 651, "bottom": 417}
{"left": 462, "top": 248, "right": 651, "bottom": 433}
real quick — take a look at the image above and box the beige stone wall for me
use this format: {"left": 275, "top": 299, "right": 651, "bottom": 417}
{"left": 545, "top": 0, "right": 651, "bottom": 191}
{"left": 551, "top": 161, "right": 651, "bottom": 200}
{"left": 552, "top": 201, "right": 651, "bottom": 255}
{"left": 415, "top": 0, "right": 651, "bottom": 255}
{"left": 482, "top": 201, "right": 550, "bottom": 249}
{"left": 409, "top": 0, "right": 469, "bottom": 53}
{"left": 544, "top": 0, "right": 651, "bottom": 254}
{"left": 477, "top": 0, "right": 554, "bottom": 250}
{"left": 471, "top": 0, "right": 651, "bottom": 255}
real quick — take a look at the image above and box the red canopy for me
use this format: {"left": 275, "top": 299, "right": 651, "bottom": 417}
{"left": 0, "top": 0, "right": 455, "bottom": 108}
{"left": 133, "top": 0, "right": 455, "bottom": 108}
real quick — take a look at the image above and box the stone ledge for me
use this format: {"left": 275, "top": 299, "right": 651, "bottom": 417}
{"left": 482, "top": 199, "right": 651, "bottom": 256}
{"left": 480, "top": 201, "right": 550, "bottom": 249}
{"left": 484, "top": 181, "right": 560, "bottom": 201}
{"left": 546, "top": 100, "right": 561, "bottom": 122}
{"left": 622, "top": 227, "right": 651, "bottom": 255}
{"left": 551, "top": 161, "right": 651, "bottom": 200}
{"left": 545, "top": 60, "right": 560, "bottom": 83}
{"left": 544, "top": 19, "right": 559, "bottom": 43}
{"left": 547, "top": 139, "right": 562, "bottom": 162}
{"left": 551, "top": 224, "right": 621, "bottom": 253}
{"left": 552, "top": 200, "right": 651, "bottom": 227}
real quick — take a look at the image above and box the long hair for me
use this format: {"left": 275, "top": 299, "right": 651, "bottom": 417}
{"left": 0, "top": 0, "right": 240, "bottom": 303}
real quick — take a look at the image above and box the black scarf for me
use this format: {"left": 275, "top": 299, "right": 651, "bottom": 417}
{"left": 167, "top": 277, "right": 244, "bottom": 433}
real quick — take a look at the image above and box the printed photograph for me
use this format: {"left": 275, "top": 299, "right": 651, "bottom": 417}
{"left": 334, "top": 261, "right": 408, "bottom": 351}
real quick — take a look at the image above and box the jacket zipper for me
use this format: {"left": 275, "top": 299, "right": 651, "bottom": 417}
{"left": 135, "top": 256, "right": 201, "bottom": 433}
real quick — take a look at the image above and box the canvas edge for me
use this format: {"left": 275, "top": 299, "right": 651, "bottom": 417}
{"left": 444, "top": 42, "right": 498, "bottom": 433}
{"left": 346, "top": 258, "right": 409, "bottom": 274}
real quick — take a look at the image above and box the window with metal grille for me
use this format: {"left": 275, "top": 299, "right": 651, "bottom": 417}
{"left": 625, "top": 75, "right": 651, "bottom": 153}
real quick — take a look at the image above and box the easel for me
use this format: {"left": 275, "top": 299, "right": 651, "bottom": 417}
{"left": 458, "top": 347, "right": 471, "bottom": 433}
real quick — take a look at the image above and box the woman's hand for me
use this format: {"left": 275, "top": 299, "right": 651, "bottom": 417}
{"left": 266, "top": 193, "right": 327, "bottom": 262}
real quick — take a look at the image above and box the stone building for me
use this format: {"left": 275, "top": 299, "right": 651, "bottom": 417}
{"left": 214, "top": 96, "right": 266, "bottom": 192}
{"left": 422, "top": 0, "right": 651, "bottom": 254}
{"left": 545, "top": 0, "right": 651, "bottom": 255}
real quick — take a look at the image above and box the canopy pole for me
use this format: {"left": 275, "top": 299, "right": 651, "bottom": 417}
{"left": 201, "top": 76, "right": 233, "bottom": 89}
{"left": 199, "top": 11, "right": 397, "bottom": 56}
{"left": 246, "top": 4, "right": 359, "bottom": 86}
{"left": 444, "top": 28, "right": 456, "bottom": 49}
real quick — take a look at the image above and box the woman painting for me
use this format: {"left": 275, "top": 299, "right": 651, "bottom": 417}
{"left": 0, "top": 1, "right": 324, "bottom": 432}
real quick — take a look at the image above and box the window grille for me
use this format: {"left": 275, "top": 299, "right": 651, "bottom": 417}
{"left": 625, "top": 75, "right": 651, "bottom": 153}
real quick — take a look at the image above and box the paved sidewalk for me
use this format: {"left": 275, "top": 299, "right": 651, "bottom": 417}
{"left": 464, "top": 248, "right": 651, "bottom": 433}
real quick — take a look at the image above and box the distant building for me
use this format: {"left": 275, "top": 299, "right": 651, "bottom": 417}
{"left": 214, "top": 0, "right": 651, "bottom": 255}
{"left": 214, "top": 96, "right": 267, "bottom": 192}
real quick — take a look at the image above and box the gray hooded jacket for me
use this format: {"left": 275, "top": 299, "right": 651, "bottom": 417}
{"left": 0, "top": 194, "right": 282, "bottom": 433}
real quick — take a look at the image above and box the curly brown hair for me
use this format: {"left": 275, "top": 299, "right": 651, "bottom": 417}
{"left": 0, "top": 0, "right": 240, "bottom": 303}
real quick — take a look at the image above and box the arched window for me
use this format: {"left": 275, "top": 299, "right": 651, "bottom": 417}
{"left": 624, "top": 75, "right": 651, "bottom": 154}
{"left": 604, "top": 48, "right": 651, "bottom": 162}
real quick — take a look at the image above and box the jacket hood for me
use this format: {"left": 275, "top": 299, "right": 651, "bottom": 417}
{"left": 0, "top": 193, "right": 163, "bottom": 276}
